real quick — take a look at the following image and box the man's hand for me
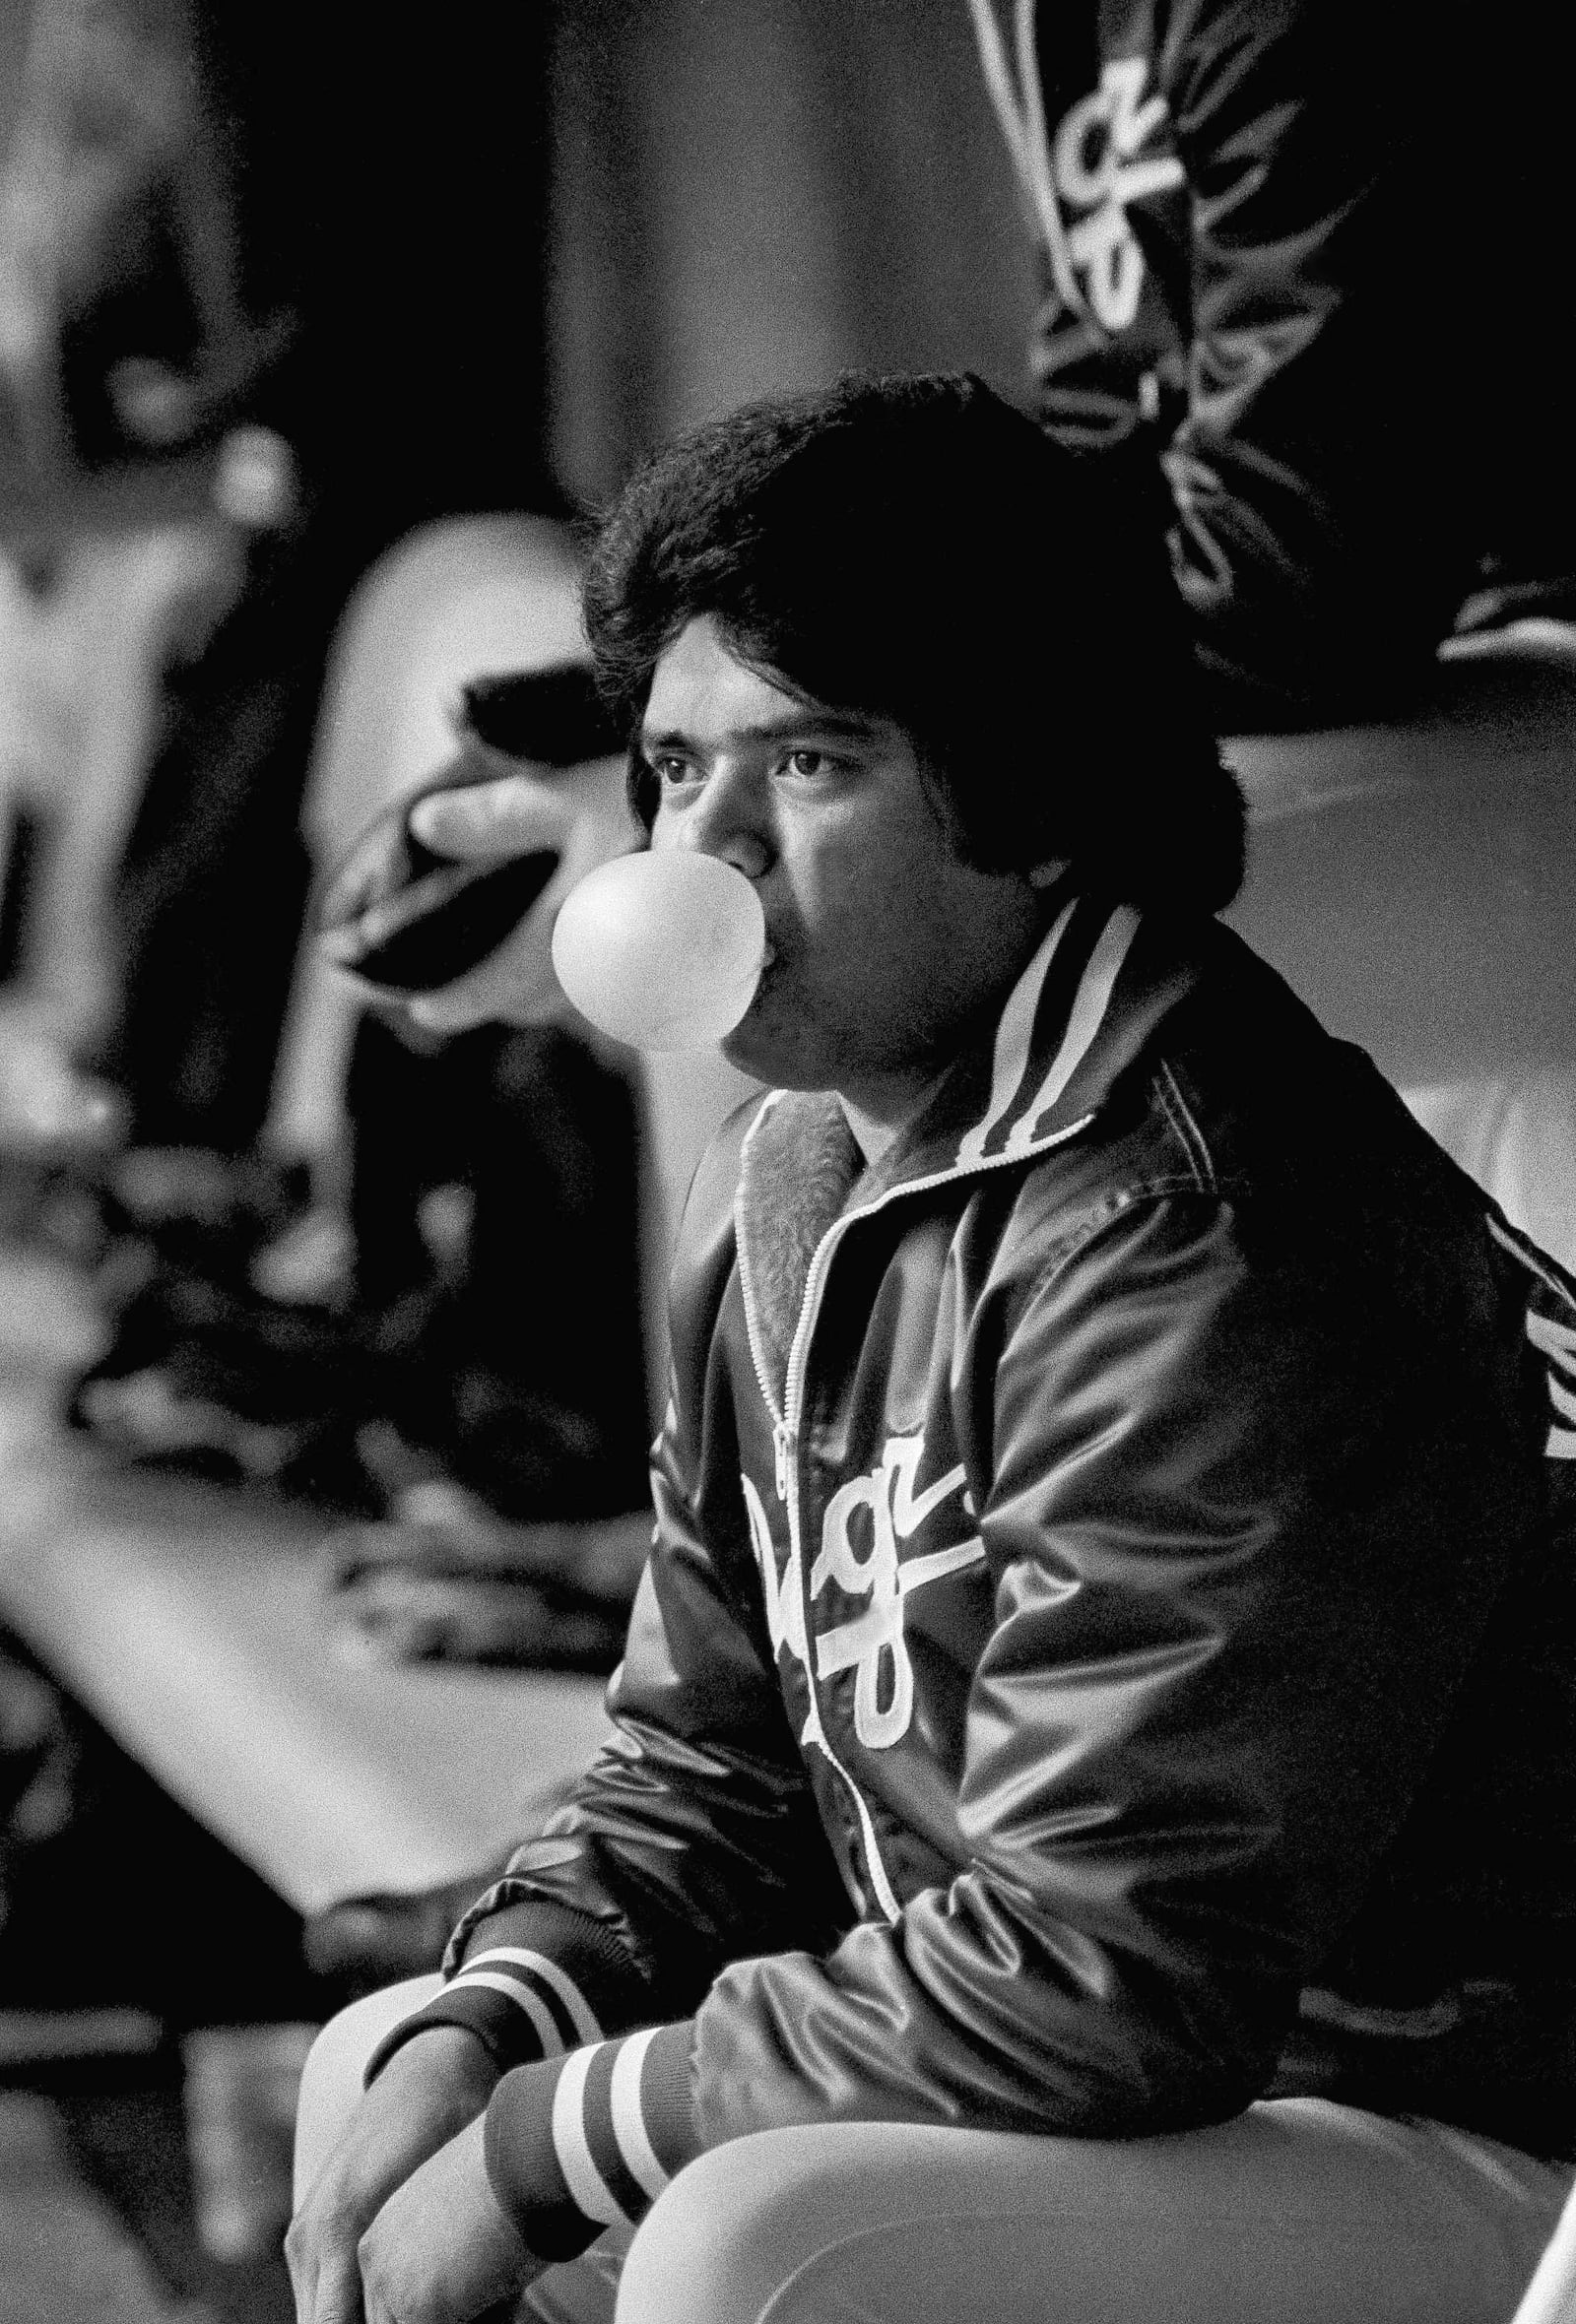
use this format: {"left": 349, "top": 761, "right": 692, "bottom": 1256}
{"left": 356, "top": 2113, "right": 543, "bottom": 2324}
{"left": 287, "top": 2028, "right": 499, "bottom": 2324}
{"left": 317, "top": 749, "right": 639, "bottom": 1038}
{"left": 403, "top": 755, "right": 638, "bottom": 1034}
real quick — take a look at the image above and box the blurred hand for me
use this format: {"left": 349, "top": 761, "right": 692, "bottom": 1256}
{"left": 318, "top": 749, "right": 640, "bottom": 1035}
{"left": 357, "top": 2113, "right": 542, "bottom": 2324}
{"left": 287, "top": 2027, "right": 498, "bottom": 2324}
{"left": 405, "top": 754, "right": 640, "bottom": 1033}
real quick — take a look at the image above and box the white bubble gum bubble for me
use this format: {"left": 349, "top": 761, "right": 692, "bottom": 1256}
{"left": 551, "top": 850, "right": 766, "bottom": 1051}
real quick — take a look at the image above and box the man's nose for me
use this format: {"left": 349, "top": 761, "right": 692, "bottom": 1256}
{"left": 674, "top": 763, "right": 771, "bottom": 881}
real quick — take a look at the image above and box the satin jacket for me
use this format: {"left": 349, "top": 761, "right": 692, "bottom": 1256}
{"left": 428, "top": 894, "right": 1576, "bottom": 2208}
{"left": 967, "top": 0, "right": 1574, "bottom": 725}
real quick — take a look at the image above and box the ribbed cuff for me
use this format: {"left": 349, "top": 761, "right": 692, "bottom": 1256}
{"left": 484, "top": 2021, "right": 698, "bottom": 2257}
{"left": 363, "top": 1900, "right": 645, "bottom": 2086}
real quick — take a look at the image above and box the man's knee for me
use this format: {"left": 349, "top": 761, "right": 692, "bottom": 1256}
{"left": 615, "top": 2129, "right": 875, "bottom": 2324}
{"left": 292, "top": 1971, "right": 442, "bottom": 2206}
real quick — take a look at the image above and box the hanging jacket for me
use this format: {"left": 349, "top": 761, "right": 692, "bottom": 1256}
{"left": 964, "top": 0, "right": 1576, "bottom": 728}
{"left": 374, "top": 895, "right": 1576, "bottom": 2258}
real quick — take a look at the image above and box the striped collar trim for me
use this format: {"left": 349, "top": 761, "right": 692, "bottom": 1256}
{"left": 734, "top": 890, "right": 1201, "bottom": 1289}
{"left": 954, "top": 892, "right": 1142, "bottom": 1166}
{"left": 883, "top": 885, "right": 1199, "bottom": 1186}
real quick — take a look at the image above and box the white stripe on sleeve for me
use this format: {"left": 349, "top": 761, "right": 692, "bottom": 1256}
{"left": 463, "top": 1949, "right": 604, "bottom": 2044}
{"left": 444, "top": 1969, "right": 563, "bottom": 2057}
{"left": 607, "top": 2029, "right": 670, "bottom": 2202}
{"left": 551, "top": 2046, "right": 628, "bottom": 2228}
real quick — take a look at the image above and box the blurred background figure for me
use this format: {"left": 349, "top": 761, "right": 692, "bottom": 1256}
{"left": 0, "top": 0, "right": 283, "bottom": 1158}
{"left": 0, "top": 0, "right": 273, "bottom": 472}
{"left": 0, "top": 0, "right": 564, "bottom": 1178}
{"left": 962, "top": 0, "right": 1575, "bottom": 728}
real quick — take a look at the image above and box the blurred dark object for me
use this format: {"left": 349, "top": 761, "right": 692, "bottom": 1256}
{"left": 86, "top": 511, "right": 331, "bottom": 1155}
{"left": 343, "top": 1013, "right": 649, "bottom": 1525}
{"left": 321, "top": 845, "right": 561, "bottom": 997}
{"left": 66, "top": 1015, "right": 651, "bottom": 1541}
{"left": 0, "top": 801, "right": 43, "bottom": 984}
{"left": 460, "top": 670, "right": 624, "bottom": 766}
{"left": 301, "top": 1859, "right": 518, "bottom": 2006}
{"left": 62, "top": 1142, "right": 379, "bottom": 1502}
{"left": 311, "top": 1012, "right": 651, "bottom": 1666}
{"left": 194, "top": 1, "right": 558, "bottom": 544}
{"left": 325, "top": 1504, "right": 645, "bottom": 1674}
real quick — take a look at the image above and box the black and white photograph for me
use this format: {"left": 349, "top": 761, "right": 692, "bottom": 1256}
{"left": 2, "top": 4, "right": 1575, "bottom": 2319}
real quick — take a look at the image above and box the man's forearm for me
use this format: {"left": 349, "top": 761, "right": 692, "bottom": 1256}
{"left": 363, "top": 1895, "right": 649, "bottom": 2084}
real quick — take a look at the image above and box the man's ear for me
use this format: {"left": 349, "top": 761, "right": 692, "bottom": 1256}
{"left": 1027, "top": 858, "right": 1070, "bottom": 889}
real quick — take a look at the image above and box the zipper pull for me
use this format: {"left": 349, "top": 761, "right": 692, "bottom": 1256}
{"left": 773, "top": 1420, "right": 792, "bottom": 1502}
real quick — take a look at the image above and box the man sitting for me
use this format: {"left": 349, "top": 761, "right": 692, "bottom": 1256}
{"left": 287, "top": 373, "right": 1576, "bottom": 2324}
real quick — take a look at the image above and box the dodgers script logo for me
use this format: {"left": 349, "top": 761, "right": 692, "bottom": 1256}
{"left": 1052, "top": 57, "right": 1184, "bottom": 330}
{"left": 744, "top": 1435, "right": 986, "bottom": 1751}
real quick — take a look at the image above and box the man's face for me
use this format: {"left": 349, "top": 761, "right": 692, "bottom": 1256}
{"left": 645, "top": 616, "right": 1048, "bottom": 1120}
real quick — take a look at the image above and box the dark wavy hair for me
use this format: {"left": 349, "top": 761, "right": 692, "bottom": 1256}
{"left": 583, "top": 372, "right": 1244, "bottom": 911}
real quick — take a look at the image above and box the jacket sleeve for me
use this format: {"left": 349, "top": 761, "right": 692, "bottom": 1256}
{"left": 1037, "top": 0, "right": 1462, "bottom": 722}
{"left": 678, "top": 1180, "right": 1535, "bottom": 2152}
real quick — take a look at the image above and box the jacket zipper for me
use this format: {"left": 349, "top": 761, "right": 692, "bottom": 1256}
{"left": 735, "top": 1202, "right": 901, "bottom": 1922}
{"left": 738, "top": 1110, "right": 1096, "bottom": 1928}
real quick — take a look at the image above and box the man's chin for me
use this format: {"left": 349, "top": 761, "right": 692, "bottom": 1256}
{"left": 718, "top": 980, "right": 847, "bottom": 1092}
{"left": 718, "top": 1019, "right": 773, "bottom": 1081}
{"left": 719, "top": 1022, "right": 832, "bottom": 1096}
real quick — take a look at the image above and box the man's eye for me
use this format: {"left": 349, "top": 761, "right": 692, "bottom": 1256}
{"left": 785, "top": 748, "right": 832, "bottom": 778}
{"left": 651, "top": 756, "right": 698, "bottom": 789}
